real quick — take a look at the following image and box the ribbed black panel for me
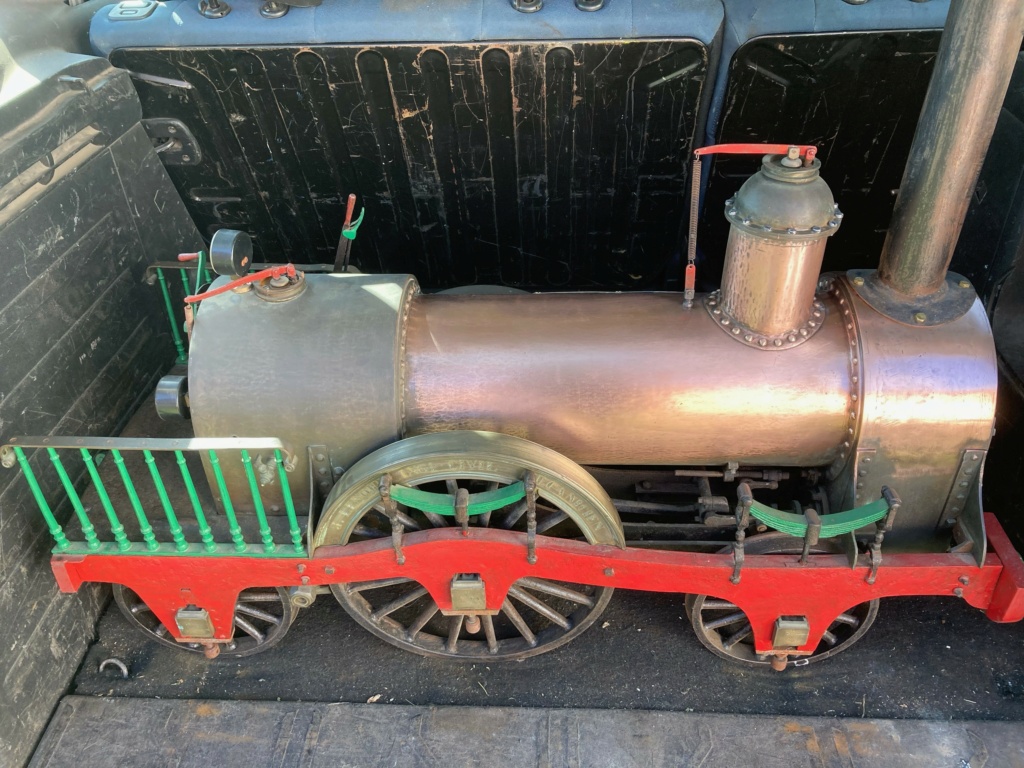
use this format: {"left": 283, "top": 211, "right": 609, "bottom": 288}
{"left": 701, "top": 31, "right": 943, "bottom": 283}
{"left": 111, "top": 42, "right": 708, "bottom": 290}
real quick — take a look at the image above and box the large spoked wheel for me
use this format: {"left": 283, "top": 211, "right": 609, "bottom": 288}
{"left": 313, "top": 431, "right": 624, "bottom": 661}
{"left": 113, "top": 584, "right": 295, "bottom": 658}
{"left": 685, "top": 533, "right": 879, "bottom": 668}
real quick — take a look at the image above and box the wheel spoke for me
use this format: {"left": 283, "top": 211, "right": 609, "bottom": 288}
{"left": 393, "top": 508, "right": 421, "bottom": 531}
{"left": 821, "top": 629, "right": 839, "bottom": 647}
{"left": 154, "top": 623, "right": 169, "bottom": 637}
{"left": 517, "top": 578, "right": 594, "bottom": 607}
{"left": 501, "top": 599, "right": 538, "bottom": 647}
{"left": 423, "top": 511, "right": 449, "bottom": 528}
{"left": 369, "top": 504, "right": 422, "bottom": 532}
{"left": 482, "top": 615, "right": 499, "bottom": 654}
{"left": 722, "top": 622, "right": 753, "bottom": 650}
{"left": 699, "top": 599, "right": 739, "bottom": 611}
{"left": 832, "top": 612, "right": 860, "bottom": 628}
{"left": 406, "top": 603, "right": 439, "bottom": 639}
{"left": 238, "top": 591, "right": 284, "bottom": 603}
{"left": 703, "top": 611, "right": 748, "bottom": 631}
{"left": 235, "top": 603, "right": 282, "bottom": 625}
{"left": 508, "top": 586, "right": 572, "bottom": 630}
{"left": 479, "top": 483, "right": 499, "bottom": 528}
{"left": 130, "top": 603, "right": 152, "bottom": 615}
{"left": 445, "top": 479, "right": 459, "bottom": 494}
{"left": 347, "top": 577, "right": 414, "bottom": 593}
{"left": 370, "top": 586, "right": 429, "bottom": 621}
{"left": 536, "top": 510, "right": 569, "bottom": 534}
{"left": 234, "top": 615, "right": 266, "bottom": 643}
{"left": 446, "top": 615, "right": 464, "bottom": 653}
{"left": 498, "top": 500, "right": 528, "bottom": 529}
{"left": 353, "top": 523, "right": 386, "bottom": 539}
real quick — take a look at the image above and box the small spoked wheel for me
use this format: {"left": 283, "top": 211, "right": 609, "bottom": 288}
{"left": 313, "top": 431, "right": 624, "bottom": 661}
{"left": 685, "top": 533, "right": 878, "bottom": 667}
{"left": 112, "top": 584, "right": 295, "bottom": 657}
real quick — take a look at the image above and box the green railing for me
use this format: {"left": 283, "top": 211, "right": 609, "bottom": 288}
{"left": 1, "top": 436, "right": 305, "bottom": 558}
{"left": 147, "top": 257, "right": 213, "bottom": 364}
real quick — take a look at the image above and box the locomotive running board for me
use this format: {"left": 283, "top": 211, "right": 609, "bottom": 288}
{"left": 50, "top": 514, "right": 1024, "bottom": 659}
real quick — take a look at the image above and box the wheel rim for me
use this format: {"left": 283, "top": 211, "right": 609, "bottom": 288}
{"left": 686, "top": 533, "right": 878, "bottom": 667}
{"left": 317, "top": 432, "right": 622, "bottom": 661}
{"left": 113, "top": 585, "right": 295, "bottom": 658}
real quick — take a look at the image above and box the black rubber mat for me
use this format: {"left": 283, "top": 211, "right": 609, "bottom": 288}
{"left": 72, "top": 589, "right": 1024, "bottom": 723}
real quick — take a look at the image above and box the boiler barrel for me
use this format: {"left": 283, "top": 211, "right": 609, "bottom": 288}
{"left": 402, "top": 290, "right": 852, "bottom": 466}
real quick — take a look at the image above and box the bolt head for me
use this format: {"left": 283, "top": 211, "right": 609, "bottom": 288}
{"left": 959, "top": 280, "right": 971, "bottom": 289}
{"left": 913, "top": 312, "right": 927, "bottom": 324}
{"left": 852, "top": 276, "right": 865, "bottom": 286}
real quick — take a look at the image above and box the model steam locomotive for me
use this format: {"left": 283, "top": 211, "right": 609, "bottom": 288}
{"left": 4, "top": 0, "right": 1024, "bottom": 671}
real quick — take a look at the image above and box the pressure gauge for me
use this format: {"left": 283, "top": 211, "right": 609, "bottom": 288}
{"left": 209, "top": 229, "right": 253, "bottom": 277}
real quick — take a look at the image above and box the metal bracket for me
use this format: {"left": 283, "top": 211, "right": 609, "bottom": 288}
{"left": 309, "top": 446, "right": 333, "bottom": 501}
{"left": 454, "top": 487, "right": 470, "bottom": 535}
{"left": 450, "top": 574, "right": 487, "bottom": 612}
{"left": 524, "top": 471, "right": 538, "bottom": 564}
{"left": 142, "top": 119, "right": 202, "bottom": 166}
{"left": 852, "top": 447, "right": 877, "bottom": 507}
{"left": 175, "top": 606, "right": 214, "bottom": 637}
{"left": 865, "top": 486, "right": 901, "bottom": 585}
{"left": 379, "top": 475, "right": 405, "bottom": 565}
{"left": 730, "top": 483, "right": 753, "bottom": 584}
{"left": 940, "top": 448, "right": 988, "bottom": 566}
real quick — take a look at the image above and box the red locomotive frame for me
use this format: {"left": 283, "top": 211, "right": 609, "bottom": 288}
{"left": 52, "top": 513, "right": 1024, "bottom": 660}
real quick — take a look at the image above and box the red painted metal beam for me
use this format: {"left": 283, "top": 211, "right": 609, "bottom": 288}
{"left": 51, "top": 514, "right": 1024, "bottom": 655}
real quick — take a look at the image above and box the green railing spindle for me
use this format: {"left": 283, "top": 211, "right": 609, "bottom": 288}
{"left": 46, "top": 448, "right": 100, "bottom": 551}
{"left": 155, "top": 268, "right": 187, "bottom": 364}
{"left": 14, "top": 447, "right": 70, "bottom": 552}
{"left": 178, "top": 267, "right": 191, "bottom": 298}
{"left": 107, "top": 450, "right": 157, "bottom": 552}
{"left": 209, "top": 450, "right": 247, "bottom": 553}
{"left": 143, "top": 450, "right": 188, "bottom": 552}
{"left": 82, "top": 449, "right": 132, "bottom": 552}
{"left": 175, "top": 450, "right": 216, "bottom": 553}
{"left": 275, "top": 449, "right": 304, "bottom": 555}
{"left": 193, "top": 250, "right": 207, "bottom": 294}
{"left": 240, "top": 449, "right": 275, "bottom": 554}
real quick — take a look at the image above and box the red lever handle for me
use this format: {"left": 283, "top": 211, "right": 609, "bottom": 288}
{"left": 184, "top": 264, "right": 297, "bottom": 304}
{"left": 694, "top": 143, "right": 817, "bottom": 160}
